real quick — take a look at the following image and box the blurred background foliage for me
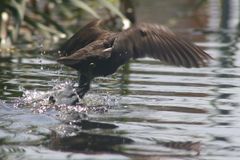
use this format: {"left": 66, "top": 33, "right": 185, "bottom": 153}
{"left": 0, "top": 0, "right": 132, "bottom": 53}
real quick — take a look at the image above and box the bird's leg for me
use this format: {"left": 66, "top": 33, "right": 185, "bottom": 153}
{"left": 76, "top": 73, "right": 91, "bottom": 98}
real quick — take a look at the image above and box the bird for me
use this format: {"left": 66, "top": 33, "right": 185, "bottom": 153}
{"left": 57, "top": 19, "right": 212, "bottom": 98}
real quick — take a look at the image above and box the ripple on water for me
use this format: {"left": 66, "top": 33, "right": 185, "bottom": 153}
{"left": 1, "top": 2, "right": 240, "bottom": 158}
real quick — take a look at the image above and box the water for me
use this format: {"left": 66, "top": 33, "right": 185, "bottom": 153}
{"left": 1, "top": 0, "right": 240, "bottom": 159}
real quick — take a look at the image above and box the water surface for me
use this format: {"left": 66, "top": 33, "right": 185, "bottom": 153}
{"left": 1, "top": 1, "right": 240, "bottom": 160}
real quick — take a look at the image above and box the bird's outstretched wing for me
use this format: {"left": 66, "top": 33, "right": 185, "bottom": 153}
{"left": 59, "top": 19, "right": 107, "bottom": 56}
{"left": 112, "top": 23, "right": 212, "bottom": 67}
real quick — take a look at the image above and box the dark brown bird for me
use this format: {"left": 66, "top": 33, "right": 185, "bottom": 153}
{"left": 57, "top": 19, "right": 212, "bottom": 98}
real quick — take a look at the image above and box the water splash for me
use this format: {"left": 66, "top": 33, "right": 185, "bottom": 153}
{"left": 14, "top": 81, "right": 119, "bottom": 115}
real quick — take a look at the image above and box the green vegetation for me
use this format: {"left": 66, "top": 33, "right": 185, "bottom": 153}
{"left": 0, "top": 0, "right": 129, "bottom": 51}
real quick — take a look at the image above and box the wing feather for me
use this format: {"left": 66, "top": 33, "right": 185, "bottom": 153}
{"left": 57, "top": 40, "right": 112, "bottom": 68}
{"left": 59, "top": 19, "right": 106, "bottom": 56}
{"left": 112, "top": 23, "right": 212, "bottom": 67}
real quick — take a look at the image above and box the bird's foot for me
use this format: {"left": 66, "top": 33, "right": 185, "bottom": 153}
{"left": 75, "top": 87, "right": 87, "bottom": 99}
{"left": 48, "top": 85, "right": 79, "bottom": 105}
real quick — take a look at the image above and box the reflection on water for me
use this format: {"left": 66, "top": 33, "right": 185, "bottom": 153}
{"left": 1, "top": 0, "right": 240, "bottom": 159}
